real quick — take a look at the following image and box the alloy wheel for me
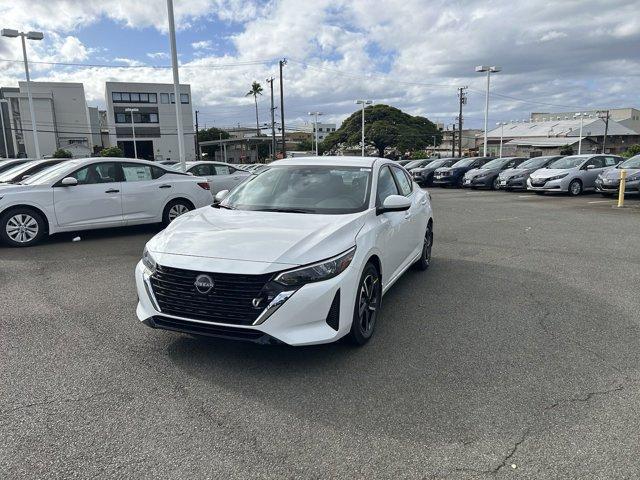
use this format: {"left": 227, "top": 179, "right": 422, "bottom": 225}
{"left": 168, "top": 204, "right": 189, "bottom": 222}
{"left": 6, "top": 214, "right": 39, "bottom": 244}
{"left": 357, "top": 273, "right": 379, "bottom": 336}
{"left": 569, "top": 180, "right": 582, "bottom": 196}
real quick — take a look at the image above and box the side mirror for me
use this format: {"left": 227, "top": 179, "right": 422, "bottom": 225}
{"left": 586, "top": 164, "right": 596, "bottom": 170}
{"left": 214, "top": 189, "right": 229, "bottom": 203}
{"left": 377, "top": 194, "right": 411, "bottom": 215}
{"left": 60, "top": 177, "right": 78, "bottom": 186}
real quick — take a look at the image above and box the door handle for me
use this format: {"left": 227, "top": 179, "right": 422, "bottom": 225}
{"left": 233, "top": 176, "right": 240, "bottom": 180}
{"left": 420, "top": 199, "right": 427, "bottom": 205}
{"left": 105, "top": 189, "right": 119, "bottom": 193}
{"left": 159, "top": 184, "right": 172, "bottom": 189}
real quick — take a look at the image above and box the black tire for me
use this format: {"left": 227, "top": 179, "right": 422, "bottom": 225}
{"left": 162, "top": 199, "right": 194, "bottom": 226}
{"left": 414, "top": 222, "right": 433, "bottom": 271}
{"left": 456, "top": 176, "right": 465, "bottom": 188}
{"left": 0, "top": 207, "right": 47, "bottom": 247}
{"left": 348, "top": 262, "right": 382, "bottom": 346}
{"left": 568, "top": 179, "right": 583, "bottom": 196}
{"left": 491, "top": 177, "right": 500, "bottom": 190}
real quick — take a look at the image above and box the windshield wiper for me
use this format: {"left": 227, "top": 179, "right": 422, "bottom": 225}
{"left": 212, "top": 203, "right": 235, "bottom": 210}
{"left": 255, "top": 207, "right": 315, "bottom": 213}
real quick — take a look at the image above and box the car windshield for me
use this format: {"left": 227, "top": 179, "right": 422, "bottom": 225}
{"left": 548, "top": 156, "right": 586, "bottom": 169}
{"left": 221, "top": 165, "right": 372, "bottom": 214}
{"left": 451, "top": 158, "right": 475, "bottom": 168}
{"left": 0, "top": 163, "right": 34, "bottom": 183}
{"left": 404, "top": 160, "right": 422, "bottom": 169}
{"left": 21, "top": 160, "right": 83, "bottom": 185}
{"left": 619, "top": 155, "right": 640, "bottom": 169}
{"left": 480, "top": 158, "right": 508, "bottom": 169}
{"left": 426, "top": 159, "right": 449, "bottom": 169}
{"left": 519, "top": 157, "right": 553, "bottom": 169}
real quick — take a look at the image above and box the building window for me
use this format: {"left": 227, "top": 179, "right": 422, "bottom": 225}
{"left": 180, "top": 93, "right": 189, "bottom": 104}
{"left": 115, "top": 112, "right": 159, "bottom": 124}
{"left": 112, "top": 92, "right": 159, "bottom": 104}
{"left": 160, "top": 93, "right": 169, "bottom": 104}
{"left": 112, "top": 92, "right": 122, "bottom": 101}
{"left": 130, "top": 93, "right": 140, "bottom": 102}
{"left": 149, "top": 93, "right": 157, "bottom": 103}
{"left": 116, "top": 113, "right": 127, "bottom": 123}
{"left": 139, "top": 93, "right": 148, "bottom": 102}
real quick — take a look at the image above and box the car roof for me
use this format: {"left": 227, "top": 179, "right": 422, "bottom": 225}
{"left": 272, "top": 156, "right": 379, "bottom": 167}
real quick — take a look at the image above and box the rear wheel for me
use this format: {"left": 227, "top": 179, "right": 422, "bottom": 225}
{"left": 348, "top": 262, "right": 381, "bottom": 346}
{"left": 162, "top": 199, "right": 193, "bottom": 225}
{"left": 568, "top": 179, "right": 583, "bottom": 196}
{"left": 0, "top": 208, "right": 47, "bottom": 247}
{"left": 414, "top": 222, "right": 433, "bottom": 271}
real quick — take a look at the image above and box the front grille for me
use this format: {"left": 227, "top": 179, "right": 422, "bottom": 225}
{"left": 531, "top": 180, "right": 547, "bottom": 187}
{"left": 150, "top": 264, "right": 273, "bottom": 325}
{"left": 326, "top": 290, "right": 340, "bottom": 331}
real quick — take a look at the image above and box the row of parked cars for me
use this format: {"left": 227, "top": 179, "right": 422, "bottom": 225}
{"left": 399, "top": 153, "right": 639, "bottom": 197}
{"left": 0, "top": 156, "right": 258, "bottom": 247}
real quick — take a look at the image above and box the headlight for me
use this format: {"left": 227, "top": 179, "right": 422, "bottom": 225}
{"left": 274, "top": 247, "right": 356, "bottom": 287}
{"left": 511, "top": 174, "right": 524, "bottom": 180}
{"left": 627, "top": 173, "right": 640, "bottom": 182}
{"left": 546, "top": 173, "right": 568, "bottom": 181}
{"left": 142, "top": 247, "right": 157, "bottom": 273}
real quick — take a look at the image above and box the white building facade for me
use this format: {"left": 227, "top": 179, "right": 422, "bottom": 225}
{"left": 312, "top": 123, "right": 336, "bottom": 142}
{"left": 1, "top": 82, "right": 94, "bottom": 158}
{"left": 105, "top": 82, "right": 195, "bottom": 161}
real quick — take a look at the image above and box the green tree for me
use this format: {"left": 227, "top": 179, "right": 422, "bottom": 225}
{"left": 197, "top": 127, "right": 230, "bottom": 159}
{"left": 52, "top": 148, "right": 72, "bottom": 158}
{"left": 100, "top": 146, "right": 123, "bottom": 157}
{"left": 559, "top": 145, "right": 574, "bottom": 155}
{"left": 246, "top": 81, "right": 263, "bottom": 136}
{"left": 298, "top": 139, "right": 313, "bottom": 151}
{"left": 410, "top": 150, "right": 432, "bottom": 159}
{"left": 322, "top": 104, "right": 442, "bottom": 157}
{"left": 622, "top": 144, "right": 640, "bottom": 158}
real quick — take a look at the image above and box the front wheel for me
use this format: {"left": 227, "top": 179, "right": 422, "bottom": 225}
{"left": 568, "top": 179, "right": 583, "bottom": 196}
{"left": 0, "top": 208, "right": 47, "bottom": 247}
{"left": 491, "top": 177, "right": 500, "bottom": 190}
{"left": 348, "top": 262, "right": 381, "bottom": 346}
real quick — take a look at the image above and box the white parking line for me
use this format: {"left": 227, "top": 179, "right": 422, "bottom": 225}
{"left": 588, "top": 200, "right": 613, "bottom": 204}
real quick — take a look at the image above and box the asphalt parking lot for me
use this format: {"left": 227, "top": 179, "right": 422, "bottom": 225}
{"left": 1, "top": 189, "right": 639, "bottom": 479}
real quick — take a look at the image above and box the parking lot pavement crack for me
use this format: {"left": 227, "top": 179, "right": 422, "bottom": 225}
{"left": 0, "top": 389, "right": 129, "bottom": 418}
{"left": 544, "top": 384, "right": 625, "bottom": 411}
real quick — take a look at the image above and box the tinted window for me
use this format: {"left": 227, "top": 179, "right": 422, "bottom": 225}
{"left": 548, "top": 156, "right": 587, "bottom": 169}
{"left": 214, "top": 164, "right": 231, "bottom": 175}
{"left": 604, "top": 156, "right": 619, "bottom": 167}
{"left": 391, "top": 166, "right": 412, "bottom": 196}
{"left": 122, "top": 163, "right": 153, "bottom": 182}
{"left": 70, "top": 163, "right": 120, "bottom": 185}
{"left": 377, "top": 166, "right": 399, "bottom": 204}
{"left": 151, "top": 166, "right": 167, "bottom": 179}
{"left": 584, "top": 157, "right": 605, "bottom": 169}
{"left": 190, "top": 164, "right": 212, "bottom": 176}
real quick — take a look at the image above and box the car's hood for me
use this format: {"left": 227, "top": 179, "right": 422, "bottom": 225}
{"left": 148, "top": 206, "right": 367, "bottom": 266}
{"left": 435, "top": 166, "right": 465, "bottom": 174}
{"left": 601, "top": 167, "right": 640, "bottom": 180}
{"left": 0, "top": 183, "right": 36, "bottom": 193}
{"left": 465, "top": 168, "right": 498, "bottom": 177}
{"left": 530, "top": 168, "right": 573, "bottom": 179}
{"left": 499, "top": 167, "right": 531, "bottom": 178}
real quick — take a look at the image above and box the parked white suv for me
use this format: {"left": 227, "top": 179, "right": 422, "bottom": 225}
{"left": 0, "top": 158, "right": 212, "bottom": 247}
{"left": 135, "top": 156, "right": 434, "bottom": 346}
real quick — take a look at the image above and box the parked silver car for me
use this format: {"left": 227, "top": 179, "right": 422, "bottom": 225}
{"left": 595, "top": 154, "right": 640, "bottom": 196}
{"left": 497, "top": 155, "right": 563, "bottom": 191}
{"left": 527, "top": 154, "right": 622, "bottom": 196}
{"left": 177, "top": 161, "right": 251, "bottom": 194}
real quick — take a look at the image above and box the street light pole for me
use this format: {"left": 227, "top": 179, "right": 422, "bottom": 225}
{"left": 166, "top": 0, "right": 186, "bottom": 171}
{"left": 574, "top": 112, "right": 586, "bottom": 154}
{"left": 0, "top": 99, "right": 8, "bottom": 158}
{"left": 497, "top": 122, "right": 506, "bottom": 158}
{"left": 308, "top": 111, "right": 322, "bottom": 156}
{"left": 355, "top": 99, "right": 372, "bottom": 157}
{"left": 475, "top": 65, "right": 501, "bottom": 157}
{"left": 125, "top": 108, "right": 139, "bottom": 159}
{"left": 2, "top": 29, "right": 44, "bottom": 159}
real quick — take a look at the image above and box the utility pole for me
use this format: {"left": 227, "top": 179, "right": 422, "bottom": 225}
{"left": 194, "top": 110, "right": 200, "bottom": 160}
{"left": 451, "top": 124, "right": 456, "bottom": 157}
{"left": 599, "top": 110, "right": 610, "bottom": 154}
{"left": 266, "top": 77, "right": 276, "bottom": 159}
{"left": 457, "top": 86, "right": 467, "bottom": 157}
{"left": 166, "top": 0, "right": 186, "bottom": 170}
{"left": 279, "top": 58, "right": 287, "bottom": 157}
{"left": 219, "top": 132, "right": 224, "bottom": 162}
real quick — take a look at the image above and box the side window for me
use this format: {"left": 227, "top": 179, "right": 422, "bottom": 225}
{"left": 191, "top": 164, "right": 212, "bottom": 176}
{"left": 70, "top": 163, "right": 119, "bottom": 185}
{"left": 121, "top": 163, "right": 153, "bottom": 182}
{"left": 585, "top": 157, "right": 604, "bottom": 169}
{"left": 151, "top": 166, "right": 167, "bottom": 179}
{"left": 214, "top": 164, "right": 231, "bottom": 175}
{"left": 604, "top": 156, "right": 618, "bottom": 167}
{"left": 391, "top": 166, "right": 412, "bottom": 196}
{"left": 376, "top": 166, "right": 399, "bottom": 204}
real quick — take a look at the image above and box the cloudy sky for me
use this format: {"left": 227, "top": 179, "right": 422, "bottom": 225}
{"left": 0, "top": 0, "right": 638, "bottom": 132}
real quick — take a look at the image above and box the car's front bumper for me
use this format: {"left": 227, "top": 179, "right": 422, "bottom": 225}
{"left": 498, "top": 176, "right": 527, "bottom": 189}
{"left": 595, "top": 179, "right": 640, "bottom": 194}
{"left": 462, "top": 176, "right": 492, "bottom": 188}
{"left": 135, "top": 259, "right": 360, "bottom": 346}
{"left": 526, "top": 177, "right": 568, "bottom": 192}
{"left": 432, "top": 175, "right": 458, "bottom": 186}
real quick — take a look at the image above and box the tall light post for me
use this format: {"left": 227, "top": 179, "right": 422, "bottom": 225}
{"left": 355, "top": 99, "right": 372, "bottom": 157}
{"left": 2, "top": 29, "right": 44, "bottom": 159}
{"left": 574, "top": 112, "right": 588, "bottom": 154}
{"left": 308, "top": 111, "right": 322, "bottom": 156}
{"left": 125, "top": 108, "right": 139, "bottom": 159}
{"left": 475, "top": 65, "right": 501, "bottom": 157}
{"left": 0, "top": 99, "right": 9, "bottom": 158}
{"left": 496, "top": 122, "right": 506, "bottom": 158}
{"left": 166, "top": 0, "right": 186, "bottom": 171}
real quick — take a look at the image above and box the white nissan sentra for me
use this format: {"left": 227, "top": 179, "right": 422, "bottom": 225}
{"left": 0, "top": 158, "right": 212, "bottom": 247}
{"left": 136, "top": 156, "right": 434, "bottom": 346}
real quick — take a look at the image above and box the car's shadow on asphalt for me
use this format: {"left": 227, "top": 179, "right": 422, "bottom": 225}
{"left": 161, "top": 256, "right": 640, "bottom": 450}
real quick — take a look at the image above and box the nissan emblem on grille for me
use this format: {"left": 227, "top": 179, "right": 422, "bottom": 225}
{"left": 194, "top": 274, "right": 215, "bottom": 294}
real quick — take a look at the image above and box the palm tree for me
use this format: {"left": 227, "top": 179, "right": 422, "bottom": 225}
{"left": 246, "top": 81, "right": 263, "bottom": 135}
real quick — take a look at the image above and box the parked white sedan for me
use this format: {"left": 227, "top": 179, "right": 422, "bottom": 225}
{"left": 136, "top": 157, "right": 434, "bottom": 346}
{"left": 179, "top": 161, "right": 251, "bottom": 194}
{"left": 0, "top": 158, "right": 212, "bottom": 247}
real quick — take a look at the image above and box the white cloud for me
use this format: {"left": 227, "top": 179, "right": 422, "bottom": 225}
{"left": 191, "top": 40, "right": 213, "bottom": 50}
{"left": 147, "top": 52, "right": 170, "bottom": 60}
